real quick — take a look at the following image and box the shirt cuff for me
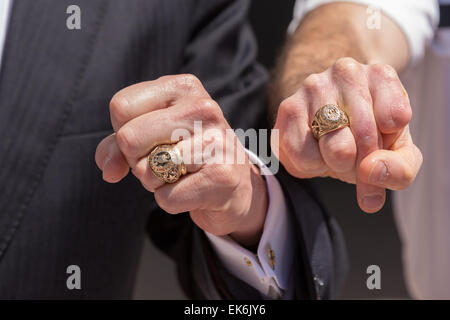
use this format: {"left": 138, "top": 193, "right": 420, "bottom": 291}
{"left": 205, "top": 149, "right": 294, "bottom": 298}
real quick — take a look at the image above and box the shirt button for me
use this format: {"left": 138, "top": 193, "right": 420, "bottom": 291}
{"left": 314, "top": 275, "right": 324, "bottom": 287}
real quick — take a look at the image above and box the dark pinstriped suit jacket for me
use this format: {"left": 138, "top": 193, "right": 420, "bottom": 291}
{"left": 0, "top": 0, "right": 347, "bottom": 299}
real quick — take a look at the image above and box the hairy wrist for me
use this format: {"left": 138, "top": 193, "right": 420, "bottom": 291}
{"left": 270, "top": 8, "right": 367, "bottom": 113}
{"left": 269, "top": 2, "right": 409, "bottom": 120}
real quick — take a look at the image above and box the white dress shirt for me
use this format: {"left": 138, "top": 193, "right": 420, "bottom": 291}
{"left": 292, "top": 0, "right": 447, "bottom": 299}
{"left": 207, "top": 150, "right": 293, "bottom": 298}
{"left": 0, "top": 0, "right": 12, "bottom": 71}
{"left": 0, "top": 0, "right": 293, "bottom": 298}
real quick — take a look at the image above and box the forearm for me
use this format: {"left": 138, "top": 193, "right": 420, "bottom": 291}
{"left": 270, "top": 2, "right": 409, "bottom": 115}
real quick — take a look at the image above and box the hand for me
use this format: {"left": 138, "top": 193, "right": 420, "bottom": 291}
{"left": 95, "top": 74, "right": 268, "bottom": 246}
{"left": 272, "top": 58, "right": 422, "bottom": 213}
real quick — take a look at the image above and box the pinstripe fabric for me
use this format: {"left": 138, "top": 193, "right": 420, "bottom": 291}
{"left": 0, "top": 0, "right": 109, "bottom": 259}
{"left": 0, "top": 0, "right": 346, "bottom": 299}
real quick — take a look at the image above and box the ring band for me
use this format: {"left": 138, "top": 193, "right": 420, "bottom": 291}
{"left": 311, "top": 104, "right": 350, "bottom": 140}
{"left": 148, "top": 144, "right": 186, "bottom": 184}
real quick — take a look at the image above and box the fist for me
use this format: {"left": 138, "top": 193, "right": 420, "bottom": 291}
{"left": 272, "top": 58, "right": 422, "bottom": 213}
{"left": 95, "top": 74, "right": 268, "bottom": 246}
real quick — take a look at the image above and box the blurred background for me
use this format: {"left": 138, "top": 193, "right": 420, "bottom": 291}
{"left": 133, "top": 0, "right": 408, "bottom": 300}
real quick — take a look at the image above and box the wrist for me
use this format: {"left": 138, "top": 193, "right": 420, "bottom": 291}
{"left": 229, "top": 165, "right": 268, "bottom": 248}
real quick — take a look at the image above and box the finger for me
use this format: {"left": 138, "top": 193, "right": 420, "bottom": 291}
{"left": 95, "top": 134, "right": 130, "bottom": 183}
{"left": 318, "top": 127, "right": 357, "bottom": 173}
{"left": 116, "top": 107, "right": 183, "bottom": 166}
{"left": 301, "top": 72, "right": 357, "bottom": 173}
{"left": 368, "top": 64, "right": 412, "bottom": 134}
{"left": 301, "top": 72, "right": 356, "bottom": 172}
{"left": 332, "top": 58, "right": 385, "bottom": 213}
{"left": 154, "top": 169, "right": 215, "bottom": 214}
{"left": 319, "top": 127, "right": 357, "bottom": 173}
{"left": 132, "top": 160, "right": 165, "bottom": 192}
{"left": 359, "top": 127, "right": 422, "bottom": 190}
{"left": 110, "top": 74, "right": 209, "bottom": 131}
{"left": 131, "top": 137, "right": 204, "bottom": 192}
{"left": 273, "top": 78, "right": 329, "bottom": 178}
{"left": 153, "top": 163, "right": 238, "bottom": 215}
{"left": 116, "top": 97, "right": 223, "bottom": 167}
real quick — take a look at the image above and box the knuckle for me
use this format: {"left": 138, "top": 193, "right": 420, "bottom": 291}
{"left": 197, "top": 98, "right": 223, "bottom": 123}
{"left": 370, "top": 63, "right": 398, "bottom": 81}
{"left": 377, "top": 93, "right": 411, "bottom": 133}
{"left": 172, "top": 74, "right": 202, "bottom": 92}
{"left": 116, "top": 126, "right": 138, "bottom": 156}
{"left": 212, "top": 165, "right": 239, "bottom": 188}
{"left": 109, "top": 92, "right": 131, "bottom": 125}
{"left": 183, "top": 98, "right": 223, "bottom": 125}
{"left": 278, "top": 97, "right": 301, "bottom": 120}
{"left": 390, "top": 100, "right": 412, "bottom": 128}
{"left": 333, "top": 57, "right": 362, "bottom": 78}
{"left": 302, "top": 73, "right": 326, "bottom": 96}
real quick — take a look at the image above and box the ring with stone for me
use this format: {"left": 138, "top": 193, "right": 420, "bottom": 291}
{"left": 311, "top": 104, "right": 350, "bottom": 140}
{"left": 148, "top": 144, "right": 186, "bottom": 184}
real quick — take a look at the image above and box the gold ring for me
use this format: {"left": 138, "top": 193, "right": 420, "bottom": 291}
{"left": 148, "top": 144, "right": 186, "bottom": 184}
{"left": 311, "top": 104, "right": 350, "bottom": 140}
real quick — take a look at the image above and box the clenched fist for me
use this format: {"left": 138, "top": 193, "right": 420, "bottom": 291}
{"left": 95, "top": 74, "right": 268, "bottom": 246}
{"left": 272, "top": 58, "right": 422, "bottom": 213}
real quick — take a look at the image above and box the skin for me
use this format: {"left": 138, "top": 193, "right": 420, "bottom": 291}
{"left": 270, "top": 2, "right": 423, "bottom": 213}
{"left": 95, "top": 74, "right": 268, "bottom": 247}
{"left": 96, "top": 2, "right": 423, "bottom": 249}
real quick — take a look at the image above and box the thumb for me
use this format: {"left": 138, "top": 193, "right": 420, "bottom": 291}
{"left": 358, "top": 126, "right": 422, "bottom": 190}
{"left": 95, "top": 133, "right": 130, "bottom": 183}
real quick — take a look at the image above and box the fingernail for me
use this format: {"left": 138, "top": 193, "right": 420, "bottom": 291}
{"left": 102, "top": 156, "right": 111, "bottom": 180}
{"left": 362, "top": 195, "right": 384, "bottom": 210}
{"left": 369, "top": 161, "right": 388, "bottom": 183}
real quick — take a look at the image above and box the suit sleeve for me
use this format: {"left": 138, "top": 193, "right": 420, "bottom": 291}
{"left": 146, "top": 0, "right": 347, "bottom": 300}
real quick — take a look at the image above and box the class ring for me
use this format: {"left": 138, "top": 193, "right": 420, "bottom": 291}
{"left": 311, "top": 104, "right": 350, "bottom": 140}
{"left": 148, "top": 144, "right": 187, "bottom": 184}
